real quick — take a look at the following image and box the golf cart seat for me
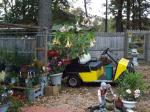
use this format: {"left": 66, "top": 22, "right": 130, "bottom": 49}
{"left": 65, "top": 58, "right": 102, "bottom": 73}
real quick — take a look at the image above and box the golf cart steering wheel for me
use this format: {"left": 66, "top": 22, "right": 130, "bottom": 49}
{"left": 101, "top": 48, "right": 110, "bottom": 55}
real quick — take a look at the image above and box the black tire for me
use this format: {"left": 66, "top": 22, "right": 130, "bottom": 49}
{"left": 67, "top": 75, "right": 82, "bottom": 87}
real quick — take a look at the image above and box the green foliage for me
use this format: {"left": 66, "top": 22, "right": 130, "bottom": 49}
{"left": 47, "top": 57, "right": 65, "bottom": 75}
{"left": 7, "top": 71, "right": 17, "bottom": 78}
{"left": 109, "top": 0, "right": 150, "bottom": 30}
{"left": 8, "top": 97, "right": 23, "bottom": 112}
{"left": 0, "top": 48, "right": 31, "bottom": 66}
{"left": 116, "top": 71, "right": 146, "bottom": 97}
{"left": 0, "top": 71, "right": 6, "bottom": 83}
{"left": 0, "top": 86, "right": 13, "bottom": 105}
{"left": 108, "top": 17, "right": 115, "bottom": 32}
{"left": 49, "top": 31, "right": 95, "bottom": 59}
{"left": 0, "top": 0, "right": 75, "bottom": 25}
{"left": 70, "top": 7, "right": 84, "bottom": 25}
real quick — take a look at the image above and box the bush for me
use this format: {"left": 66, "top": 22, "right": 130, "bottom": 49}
{"left": 8, "top": 97, "right": 23, "bottom": 112}
{"left": 116, "top": 71, "right": 146, "bottom": 98}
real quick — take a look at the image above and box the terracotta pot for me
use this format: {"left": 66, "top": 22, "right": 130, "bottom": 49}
{"left": 115, "top": 98, "right": 123, "bottom": 110}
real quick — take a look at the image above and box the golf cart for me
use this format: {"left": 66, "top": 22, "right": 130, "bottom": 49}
{"left": 63, "top": 48, "right": 134, "bottom": 87}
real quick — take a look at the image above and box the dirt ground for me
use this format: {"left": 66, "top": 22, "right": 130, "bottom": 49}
{"left": 135, "top": 66, "right": 150, "bottom": 112}
{"left": 22, "top": 65, "right": 150, "bottom": 112}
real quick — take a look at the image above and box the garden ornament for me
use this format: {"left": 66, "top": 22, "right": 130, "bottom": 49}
{"left": 98, "top": 82, "right": 114, "bottom": 112}
{"left": 131, "top": 48, "right": 139, "bottom": 66}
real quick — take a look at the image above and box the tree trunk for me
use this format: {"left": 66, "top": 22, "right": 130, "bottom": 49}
{"left": 137, "top": 0, "right": 142, "bottom": 30}
{"left": 22, "top": 0, "right": 25, "bottom": 20}
{"left": 38, "top": 0, "right": 52, "bottom": 63}
{"left": 38, "top": 0, "right": 52, "bottom": 31}
{"left": 126, "top": 0, "right": 131, "bottom": 30}
{"left": 84, "top": 0, "right": 88, "bottom": 17}
{"left": 3, "top": 0, "right": 8, "bottom": 22}
{"left": 132, "top": 0, "right": 136, "bottom": 29}
{"left": 116, "top": 0, "right": 124, "bottom": 32}
{"left": 105, "top": 0, "right": 108, "bottom": 32}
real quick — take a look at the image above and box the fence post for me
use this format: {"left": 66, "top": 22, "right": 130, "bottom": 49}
{"left": 124, "top": 31, "right": 128, "bottom": 58}
{"left": 145, "top": 32, "right": 150, "bottom": 63}
{"left": 45, "top": 28, "right": 48, "bottom": 65}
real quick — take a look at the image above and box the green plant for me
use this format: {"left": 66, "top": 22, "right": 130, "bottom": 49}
{"left": 116, "top": 71, "right": 146, "bottom": 101}
{"left": 8, "top": 96, "right": 23, "bottom": 112}
{"left": 8, "top": 71, "right": 17, "bottom": 78}
{"left": 0, "top": 71, "right": 6, "bottom": 83}
{"left": 48, "top": 25, "right": 95, "bottom": 59}
{"left": 0, "top": 86, "right": 23, "bottom": 112}
{"left": 0, "top": 86, "right": 13, "bottom": 105}
{"left": 0, "top": 48, "right": 31, "bottom": 66}
{"left": 47, "top": 57, "right": 65, "bottom": 75}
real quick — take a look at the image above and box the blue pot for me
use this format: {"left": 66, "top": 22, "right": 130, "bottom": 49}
{"left": 50, "top": 73, "right": 62, "bottom": 86}
{"left": 0, "top": 104, "right": 9, "bottom": 112}
{"left": 40, "top": 76, "right": 48, "bottom": 86}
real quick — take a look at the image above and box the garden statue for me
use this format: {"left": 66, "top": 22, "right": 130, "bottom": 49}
{"left": 131, "top": 48, "right": 139, "bottom": 66}
{"left": 98, "top": 82, "right": 114, "bottom": 112}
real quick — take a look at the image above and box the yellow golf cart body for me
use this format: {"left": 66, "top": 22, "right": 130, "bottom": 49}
{"left": 79, "top": 58, "right": 129, "bottom": 82}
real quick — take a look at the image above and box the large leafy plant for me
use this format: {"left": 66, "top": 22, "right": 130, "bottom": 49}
{"left": 48, "top": 25, "right": 95, "bottom": 59}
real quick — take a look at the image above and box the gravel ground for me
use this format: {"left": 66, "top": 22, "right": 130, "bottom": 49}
{"left": 22, "top": 65, "right": 150, "bottom": 112}
{"left": 31, "top": 86, "right": 99, "bottom": 112}
{"left": 135, "top": 66, "right": 150, "bottom": 112}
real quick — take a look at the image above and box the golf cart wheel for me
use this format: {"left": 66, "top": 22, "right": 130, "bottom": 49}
{"left": 67, "top": 75, "right": 81, "bottom": 87}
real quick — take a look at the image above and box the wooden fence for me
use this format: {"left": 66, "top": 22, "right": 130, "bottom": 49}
{"left": 0, "top": 31, "right": 48, "bottom": 64}
{"left": 90, "top": 32, "right": 125, "bottom": 59}
{"left": 90, "top": 31, "right": 150, "bottom": 63}
{"left": 0, "top": 30, "right": 150, "bottom": 63}
{"left": 0, "top": 37, "right": 36, "bottom": 54}
{"left": 146, "top": 33, "right": 150, "bottom": 62}
{"left": 126, "top": 30, "right": 150, "bottom": 62}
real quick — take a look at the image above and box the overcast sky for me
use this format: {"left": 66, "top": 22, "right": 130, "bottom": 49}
{"left": 69, "top": 0, "right": 107, "bottom": 17}
{"left": 0, "top": 0, "right": 106, "bottom": 17}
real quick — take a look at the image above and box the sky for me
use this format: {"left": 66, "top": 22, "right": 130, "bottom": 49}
{"left": 0, "top": 0, "right": 106, "bottom": 17}
{"left": 69, "top": 0, "right": 107, "bottom": 17}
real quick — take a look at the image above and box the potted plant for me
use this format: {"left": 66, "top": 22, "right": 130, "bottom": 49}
{"left": 116, "top": 71, "right": 146, "bottom": 111}
{"left": 48, "top": 25, "right": 95, "bottom": 60}
{"left": 47, "top": 56, "right": 65, "bottom": 86}
{"left": 0, "top": 86, "right": 13, "bottom": 112}
{"left": 0, "top": 71, "right": 6, "bottom": 84}
{"left": 7, "top": 72, "right": 18, "bottom": 85}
